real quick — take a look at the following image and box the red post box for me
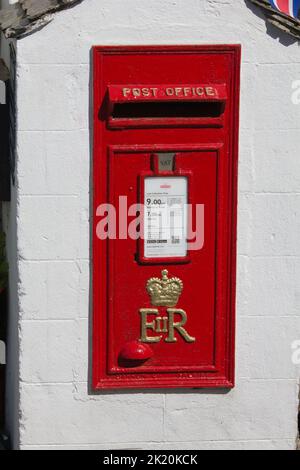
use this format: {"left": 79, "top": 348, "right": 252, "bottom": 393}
{"left": 93, "top": 46, "right": 241, "bottom": 390}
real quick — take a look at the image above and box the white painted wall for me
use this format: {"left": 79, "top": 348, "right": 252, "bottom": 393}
{"left": 4, "top": 0, "right": 300, "bottom": 450}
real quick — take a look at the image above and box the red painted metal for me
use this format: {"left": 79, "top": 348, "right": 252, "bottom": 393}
{"left": 93, "top": 45, "right": 241, "bottom": 390}
{"left": 119, "top": 341, "right": 154, "bottom": 362}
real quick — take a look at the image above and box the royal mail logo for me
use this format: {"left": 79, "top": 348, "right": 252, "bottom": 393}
{"left": 146, "top": 269, "right": 183, "bottom": 307}
{"left": 139, "top": 270, "right": 195, "bottom": 344}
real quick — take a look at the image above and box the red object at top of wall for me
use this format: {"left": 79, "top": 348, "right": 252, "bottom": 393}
{"left": 93, "top": 45, "right": 241, "bottom": 390}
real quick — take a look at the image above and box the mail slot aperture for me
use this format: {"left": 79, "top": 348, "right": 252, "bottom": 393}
{"left": 93, "top": 45, "right": 240, "bottom": 390}
{"left": 106, "top": 84, "right": 227, "bottom": 128}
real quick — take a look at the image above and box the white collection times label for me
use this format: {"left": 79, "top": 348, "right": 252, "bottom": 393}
{"left": 144, "top": 177, "right": 188, "bottom": 258}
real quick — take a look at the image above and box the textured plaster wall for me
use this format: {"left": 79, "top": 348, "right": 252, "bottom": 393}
{"left": 5, "top": 0, "right": 300, "bottom": 450}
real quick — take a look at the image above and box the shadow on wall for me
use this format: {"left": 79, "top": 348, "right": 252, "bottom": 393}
{"left": 244, "top": 0, "right": 299, "bottom": 45}
{"left": 0, "top": 289, "right": 7, "bottom": 431}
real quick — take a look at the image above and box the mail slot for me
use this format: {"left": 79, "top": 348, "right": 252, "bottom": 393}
{"left": 93, "top": 45, "right": 241, "bottom": 390}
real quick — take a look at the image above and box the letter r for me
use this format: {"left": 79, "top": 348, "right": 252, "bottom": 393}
{"left": 165, "top": 309, "right": 196, "bottom": 343}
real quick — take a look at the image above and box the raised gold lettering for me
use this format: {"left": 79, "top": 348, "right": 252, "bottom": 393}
{"left": 140, "top": 308, "right": 196, "bottom": 344}
{"left": 165, "top": 309, "right": 196, "bottom": 343}
{"left": 150, "top": 88, "right": 158, "bottom": 97}
{"left": 140, "top": 309, "right": 162, "bottom": 343}
{"left": 196, "top": 87, "right": 204, "bottom": 96}
{"left": 205, "top": 87, "right": 216, "bottom": 96}
{"left": 132, "top": 88, "right": 141, "bottom": 97}
{"left": 155, "top": 316, "right": 169, "bottom": 333}
{"left": 122, "top": 85, "right": 218, "bottom": 101}
{"left": 166, "top": 88, "right": 174, "bottom": 96}
{"left": 155, "top": 317, "right": 163, "bottom": 333}
{"left": 142, "top": 88, "right": 150, "bottom": 97}
{"left": 122, "top": 88, "right": 131, "bottom": 97}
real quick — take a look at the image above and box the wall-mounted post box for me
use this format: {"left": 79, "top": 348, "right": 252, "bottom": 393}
{"left": 93, "top": 46, "right": 241, "bottom": 390}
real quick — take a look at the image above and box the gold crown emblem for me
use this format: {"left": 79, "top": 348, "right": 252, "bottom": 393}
{"left": 146, "top": 270, "right": 183, "bottom": 307}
